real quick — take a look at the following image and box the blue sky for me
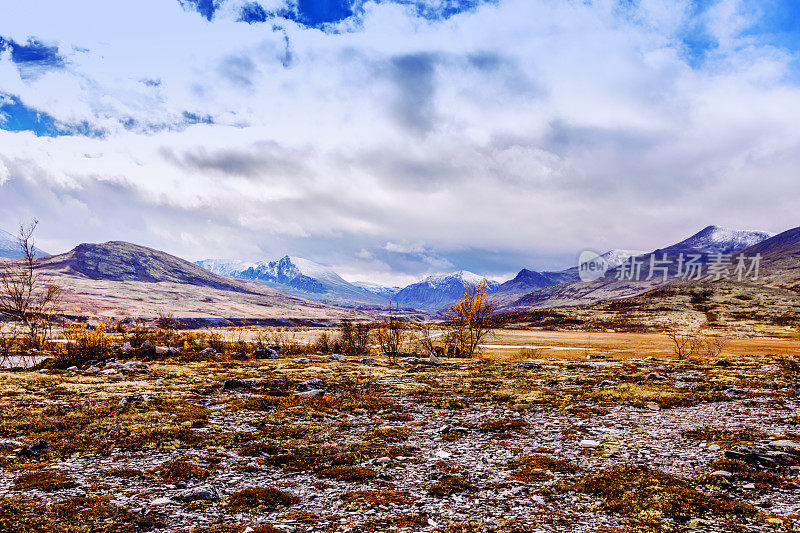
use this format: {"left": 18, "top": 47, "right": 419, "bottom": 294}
{"left": 1, "top": 0, "right": 799, "bottom": 285}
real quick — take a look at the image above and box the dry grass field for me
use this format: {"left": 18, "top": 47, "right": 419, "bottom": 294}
{"left": 0, "top": 325, "right": 798, "bottom": 532}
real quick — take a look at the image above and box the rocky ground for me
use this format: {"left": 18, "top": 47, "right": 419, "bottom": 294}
{"left": 0, "top": 345, "right": 798, "bottom": 533}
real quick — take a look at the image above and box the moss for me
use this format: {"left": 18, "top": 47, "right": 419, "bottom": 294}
{"left": 429, "top": 476, "right": 476, "bottom": 497}
{"left": 12, "top": 470, "right": 76, "bottom": 492}
{"left": 364, "top": 425, "right": 412, "bottom": 442}
{"left": 226, "top": 487, "right": 300, "bottom": 511}
{"left": 507, "top": 455, "right": 579, "bottom": 474}
{"left": 157, "top": 459, "right": 210, "bottom": 481}
{"left": 580, "top": 464, "right": 758, "bottom": 523}
{"left": 509, "top": 468, "right": 553, "bottom": 483}
{"left": 103, "top": 467, "right": 144, "bottom": 478}
{"left": 317, "top": 466, "right": 377, "bottom": 482}
{"left": 479, "top": 418, "right": 527, "bottom": 432}
{"left": 340, "top": 490, "right": 415, "bottom": 508}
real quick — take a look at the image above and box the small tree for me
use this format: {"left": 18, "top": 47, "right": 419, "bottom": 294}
{"left": 375, "top": 300, "right": 407, "bottom": 364}
{"left": 703, "top": 335, "right": 728, "bottom": 358}
{"left": 337, "top": 320, "right": 372, "bottom": 357}
{"left": 445, "top": 280, "right": 497, "bottom": 358}
{"left": 666, "top": 328, "right": 699, "bottom": 359}
{"left": 0, "top": 221, "right": 61, "bottom": 350}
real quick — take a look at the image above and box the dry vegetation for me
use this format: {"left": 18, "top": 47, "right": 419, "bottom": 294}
{"left": 0, "top": 322, "right": 796, "bottom": 532}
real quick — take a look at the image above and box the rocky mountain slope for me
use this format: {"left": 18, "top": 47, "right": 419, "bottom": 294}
{"left": 197, "top": 256, "right": 391, "bottom": 308}
{"left": 393, "top": 271, "right": 499, "bottom": 312}
{"left": 34, "top": 242, "right": 350, "bottom": 321}
{"left": 507, "top": 225, "right": 778, "bottom": 311}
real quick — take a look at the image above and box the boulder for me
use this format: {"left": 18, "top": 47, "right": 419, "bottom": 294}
{"left": 222, "top": 379, "right": 259, "bottom": 390}
{"left": 250, "top": 346, "right": 279, "bottom": 359}
{"left": 297, "top": 378, "right": 324, "bottom": 392}
{"left": 174, "top": 485, "right": 220, "bottom": 502}
{"left": 295, "top": 389, "right": 325, "bottom": 399}
{"left": 17, "top": 440, "right": 51, "bottom": 457}
{"left": 514, "top": 362, "right": 542, "bottom": 370}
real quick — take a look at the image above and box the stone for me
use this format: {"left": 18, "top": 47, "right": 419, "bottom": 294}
{"left": 222, "top": 379, "right": 259, "bottom": 390}
{"left": 17, "top": 440, "right": 50, "bottom": 457}
{"left": 295, "top": 389, "right": 325, "bottom": 399}
{"left": 122, "top": 361, "right": 150, "bottom": 373}
{"left": 579, "top": 439, "right": 601, "bottom": 448}
{"left": 645, "top": 372, "right": 669, "bottom": 382}
{"left": 150, "top": 497, "right": 173, "bottom": 506}
{"left": 119, "top": 393, "right": 157, "bottom": 407}
{"left": 292, "top": 358, "right": 312, "bottom": 364}
{"left": 174, "top": 485, "right": 220, "bottom": 502}
{"left": 769, "top": 440, "right": 800, "bottom": 454}
{"left": 330, "top": 354, "right": 344, "bottom": 361}
{"left": 297, "top": 378, "right": 324, "bottom": 391}
{"left": 514, "top": 362, "right": 542, "bottom": 370}
{"left": 400, "top": 357, "right": 441, "bottom": 366}
{"left": 250, "top": 346, "right": 279, "bottom": 359}
{"left": 200, "top": 348, "right": 217, "bottom": 356}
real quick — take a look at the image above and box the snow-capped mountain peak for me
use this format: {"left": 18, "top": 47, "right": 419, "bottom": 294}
{"left": 595, "top": 249, "right": 647, "bottom": 269}
{"left": 664, "top": 225, "right": 774, "bottom": 256}
{"left": 0, "top": 228, "right": 50, "bottom": 258}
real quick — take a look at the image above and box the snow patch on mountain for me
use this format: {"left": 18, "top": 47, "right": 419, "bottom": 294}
{"left": 0, "top": 228, "right": 49, "bottom": 258}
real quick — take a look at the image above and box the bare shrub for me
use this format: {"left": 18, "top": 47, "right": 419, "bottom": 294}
{"left": 374, "top": 301, "right": 407, "bottom": 364}
{"left": 0, "top": 220, "right": 62, "bottom": 351}
{"left": 336, "top": 321, "right": 372, "bottom": 357}
{"left": 666, "top": 328, "right": 700, "bottom": 359}
{"left": 703, "top": 336, "right": 728, "bottom": 358}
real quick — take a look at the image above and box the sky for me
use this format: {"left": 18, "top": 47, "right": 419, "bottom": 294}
{"left": 0, "top": 0, "right": 799, "bottom": 286}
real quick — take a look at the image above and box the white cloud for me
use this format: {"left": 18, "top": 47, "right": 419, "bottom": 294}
{"left": 0, "top": 0, "right": 799, "bottom": 280}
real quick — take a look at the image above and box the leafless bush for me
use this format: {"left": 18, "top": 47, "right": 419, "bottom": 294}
{"left": 374, "top": 301, "right": 407, "bottom": 364}
{"left": 666, "top": 328, "right": 700, "bottom": 359}
{"left": 0, "top": 220, "right": 62, "bottom": 351}
{"left": 337, "top": 321, "right": 372, "bottom": 357}
{"left": 703, "top": 336, "right": 728, "bottom": 358}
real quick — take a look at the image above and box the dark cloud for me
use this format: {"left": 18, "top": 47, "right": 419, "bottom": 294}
{"left": 218, "top": 54, "right": 257, "bottom": 87}
{"left": 388, "top": 53, "right": 439, "bottom": 135}
{"left": 160, "top": 142, "right": 311, "bottom": 179}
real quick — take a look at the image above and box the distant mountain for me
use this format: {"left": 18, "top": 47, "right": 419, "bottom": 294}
{"left": 0, "top": 228, "right": 49, "bottom": 258}
{"left": 731, "top": 226, "right": 800, "bottom": 291}
{"left": 394, "top": 271, "right": 499, "bottom": 312}
{"left": 491, "top": 249, "right": 646, "bottom": 306}
{"left": 40, "top": 242, "right": 260, "bottom": 293}
{"left": 34, "top": 241, "right": 345, "bottom": 320}
{"left": 352, "top": 281, "right": 401, "bottom": 299}
{"left": 654, "top": 225, "right": 773, "bottom": 257}
{"left": 196, "top": 255, "right": 391, "bottom": 308}
{"left": 506, "top": 225, "right": 775, "bottom": 311}
{"left": 195, "top": 259, "right": 255, "bottom": 278}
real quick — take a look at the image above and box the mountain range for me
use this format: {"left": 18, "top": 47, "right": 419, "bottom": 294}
{"left": 197, "top": 256, "right": 392, "bottom": 308}
{"left": 0, "top": 224, "right": 790, "bottom": 320}
{"left": 194, "top": 225, "right": 776, "bottom": 314}
{"left": 29, "top": 241, "right": 354, "bottom": 323}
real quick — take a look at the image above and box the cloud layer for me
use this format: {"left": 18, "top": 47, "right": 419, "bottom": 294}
{"left": 1, "top": 0, "right": 799, "bottom": 283}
